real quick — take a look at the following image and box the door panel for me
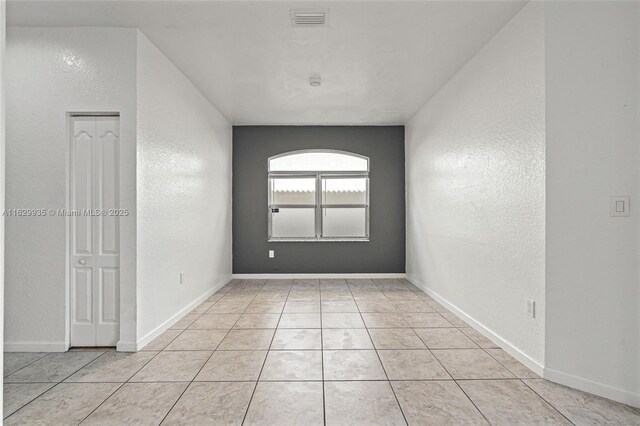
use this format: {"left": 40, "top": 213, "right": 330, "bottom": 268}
{"left": 70, "top": 116, "right": 120, "bottom": 347}
{"left": 72, "top": 127, "right": 93, "bottom": 255}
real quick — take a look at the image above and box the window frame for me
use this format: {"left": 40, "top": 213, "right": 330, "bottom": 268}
{"left": 268, "top": 150, "right": 370, "bottom": 242}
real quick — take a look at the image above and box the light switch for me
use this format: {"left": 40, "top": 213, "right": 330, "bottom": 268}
{"left": 269, "top": 250, "right": 275, "bottom": 258}
{"left": 610, "top": 196, "right": 630, "bottom": 217}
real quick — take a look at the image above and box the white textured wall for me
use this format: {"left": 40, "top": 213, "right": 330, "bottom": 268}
{"left": 5, "top": 27, "right": 138, "bottom": 350}
{"left": 136, "top": 33, "right": 232, "bottom": 345}
{"left": 545, "top": 1, "right": 640, "bottom": 406}
{"left": 1, "top": 0, "right": 6, "bottom": 414}
{"left": 406, "top": 3, "right": 545, "bottom": 364}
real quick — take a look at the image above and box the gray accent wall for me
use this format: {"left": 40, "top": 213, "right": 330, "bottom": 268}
{"left": 233, "top": 126, "right": 405, "bottom": 273}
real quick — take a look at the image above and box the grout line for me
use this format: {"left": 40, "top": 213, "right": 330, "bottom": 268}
{"left": 161, "top": 279, "right": 263, "bottom": 425}
{"left": 4, "top": 350, "right": 119, "bottom": 422}
{"left": 319, "top": 280, "right": 327, "bottom": 426}
{"left": 425, "top": 350, "right": 493, "bottom": 425}
{"left": 350, "top": 279, "right": 409, "bottom": 426}
{"left": 239, "top": 280, "right": 292, "bottom": 425}
{"left": 3, "top": 352, "right": 51, "bottom": 379}
{"left": 519, "top": 378, "right": 576, "bottom": 425}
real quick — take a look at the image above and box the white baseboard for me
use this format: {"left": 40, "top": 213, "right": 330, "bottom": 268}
{"left": 232, "top": 273, "right": 406, "bottom": 279}
{"left": 4, "top": 341, "right": 69, "bottom": 352}
{"left": 543, "top": 367, "right": 640, "bottom": 408}
{"left": 406, "top": 274, "right": 544, "bottom": 376}
{"left": 407, "top": 274, "right": 640, "bottom": 408}
{"left": 124, "top": 274, "right": 232, "bottom": 352}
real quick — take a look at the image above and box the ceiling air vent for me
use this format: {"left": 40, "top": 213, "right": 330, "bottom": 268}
{"left": 290, "top": 9, "right": 327, "bottom": 27}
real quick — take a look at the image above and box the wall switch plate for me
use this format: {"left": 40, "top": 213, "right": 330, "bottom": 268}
{"left": 179, "top": 271, "right": 184, "bottom": 284}
{"left": 526, "top": 299, "right": 535, "bottom": 318}
{"left": 269, "top": 250, "right": 275, "bottom": 258}
{"left": 610, "top": 196, "right": 630, "bottom": 217}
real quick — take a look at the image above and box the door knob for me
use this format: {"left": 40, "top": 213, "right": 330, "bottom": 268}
{"left": 79, "top": 259, "right": 86, "bottom": 265}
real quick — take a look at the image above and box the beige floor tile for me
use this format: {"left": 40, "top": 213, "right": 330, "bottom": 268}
{"left": 278, "top": 313, "right": 321, "bottom": 328}
{"left": 165, "top": 329, "right": 228, "bottom": 351}
{"left": 416, "top": 293, "right": 435, "bottom": 302}
{"left": 293, "top": 279, "right": 320, "bottom": 287}
{"left": 245, "top": 301, "right": 285, "bottom": 314}
{"left": 205, "top": 293, "right": 223, "bottom": 303}
{"left": 402, "top": 312, "right": 454, "bottom": 328}
{"left": 389, "top": 301, "right": 435, "bottom": 313}
{"left": 323, "top": 350, "right": 386, "bottom": 380}
{"left": 432, "top": 349, "right": 514, "bottom": 379}
{"left": 486, "top": 349, "right": 538, "bottom": 378}
{"left": 219, "top": 294, "right": 256, "bottom": 303}
{"left": 427, "top": 301, "right": 450, "bottom": 313}
{"left": 82, "top": 382, "right": 187, "bottom": 425}
{"left": 322, "top": 329, "right": 374, "bottom": 350}
{"left": 251, "top": 293, "right": 288, "bottom": 303}
{"left": 283, "top": 301, "right": 321, "bottom": 313}
{"left": 352, "top": 292, "right": 388, "bottom": 301}
{"left": 195, "top": 350, "right": 267, "bottom": 381}
{"left": 170, "top": 313, "right": 201, "bottom": 330}
{"left": 244, "top": 381, "right": 324, "bottom": 426}
{"left": 163, "top": 382, "right": 255, "bottom": 425}
{"left": 321, "top": 294, "right": 355, "bottom": 302}
{"left": 188, "top": 313, "right": 240, "bottom": 329}
{"left": 288, "top": 291, "right": 321, "bottom": 301}
{"left": 271, "top": 329, "right": 322, "bottom": 350}
{"left": 5, "top": 352, "right": 103, "bottom": 383}
{"left": 191, "top": 302, "right": 214, "bottom": 314}
{"left": 218, "top": 329, "right": 275, "bottom": 350}
{"left": 368, "top": 328, "right": 426, "bottom": 349}
{"left": 143, "top": 329, "right": 182, "bottom": 351}
{"left": 523, "top": 378, "right": 640, "bottom": 425}
{"left": 130, "top": 351, "right": 211, "bottom": 382}
{"left": 347, "top": 278, "right": 376, "bottom": 286}
{"left": 459, "top": 328, "right": 500, "bottom": 348}
{"left": 3, "top": 383, "right": 120, "bottom": 426}
{"left": 322, "top": 313, "right": 366, "bottom": 328}
{"left": 441, "top": 312, "right": 469, "bottom": 327}
{"left": 356, "top": 300, "right": 397, "bottom": 313}
{"left": 324, "top": 381, "right": 405, "bottom": 426}
{"left": 260, "top": 350, "right": 322, "bottom": 381}
{"left": 378, "top": 350, "right": 450, "bottom": 380}
{"left": 414, "top": 328, "right": 478, "bottom": 349}
{"left": 459, "top": 380, "right": 571, "bottom": 425}
{"left": 4, "top": 353, "right": 49, "bottom": 377}
{"left": 207, "top": 301, "right": 250, "bottom": 313}
{"left": 65, "top": 351, "right": 157, "bottom": 382}
{"left": 3, "top": 383, "right": 55, "bottom": 418}
{"left": 320, "top": 279, "right": 348, "bottom": 287}
{"left": 392, "top": 381, "right": 488, "bottom": 425}
{"left": 361, "top": 313, "right": 410, "bottom": 328}
{"left": 234, "top": 313, "right": 281, "bottom": 329}
{"left": 383, "top": 291, "right": 421, "bottom": 301}
{"left": 321, "top": 301, "right": 359, "bottom": 313}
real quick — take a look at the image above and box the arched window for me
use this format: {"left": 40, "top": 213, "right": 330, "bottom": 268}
{"left": 268, "top": 150, "right": 369, "bottom": 241}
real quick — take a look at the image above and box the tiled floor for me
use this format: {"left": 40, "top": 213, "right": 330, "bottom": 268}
{"left": 4, "top": 279, "right": 640, "bottom": 425}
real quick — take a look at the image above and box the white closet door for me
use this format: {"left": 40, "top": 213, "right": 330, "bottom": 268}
{"left": 70, "top": 116, "right": 120, "bottom": 347}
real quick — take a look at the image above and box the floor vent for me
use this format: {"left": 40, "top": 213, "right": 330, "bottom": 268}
{"left": 290, "top": 9, "right": 327, "bottom": 27}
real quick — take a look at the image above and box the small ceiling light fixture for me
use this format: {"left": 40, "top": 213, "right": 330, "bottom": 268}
{"left": 309, "top": 76, "right": 322, "bottom": 87}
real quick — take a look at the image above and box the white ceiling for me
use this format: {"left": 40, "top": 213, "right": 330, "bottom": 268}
{"left": 7, "top": 1, "right": 527, "bottom": 125}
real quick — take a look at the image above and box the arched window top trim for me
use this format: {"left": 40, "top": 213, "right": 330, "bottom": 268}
{"left": 268, "top": 149, "right": 369, "bottom": 173}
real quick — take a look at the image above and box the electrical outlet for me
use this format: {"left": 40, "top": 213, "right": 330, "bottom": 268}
{"left": 179, "top": 271, "right": 184, "bottom": 285}
{"left": 526, "top": 299, "right": 535, "bottom": 318}
{"left": 269, "top": 250, "right": 275, "bottom": 259}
